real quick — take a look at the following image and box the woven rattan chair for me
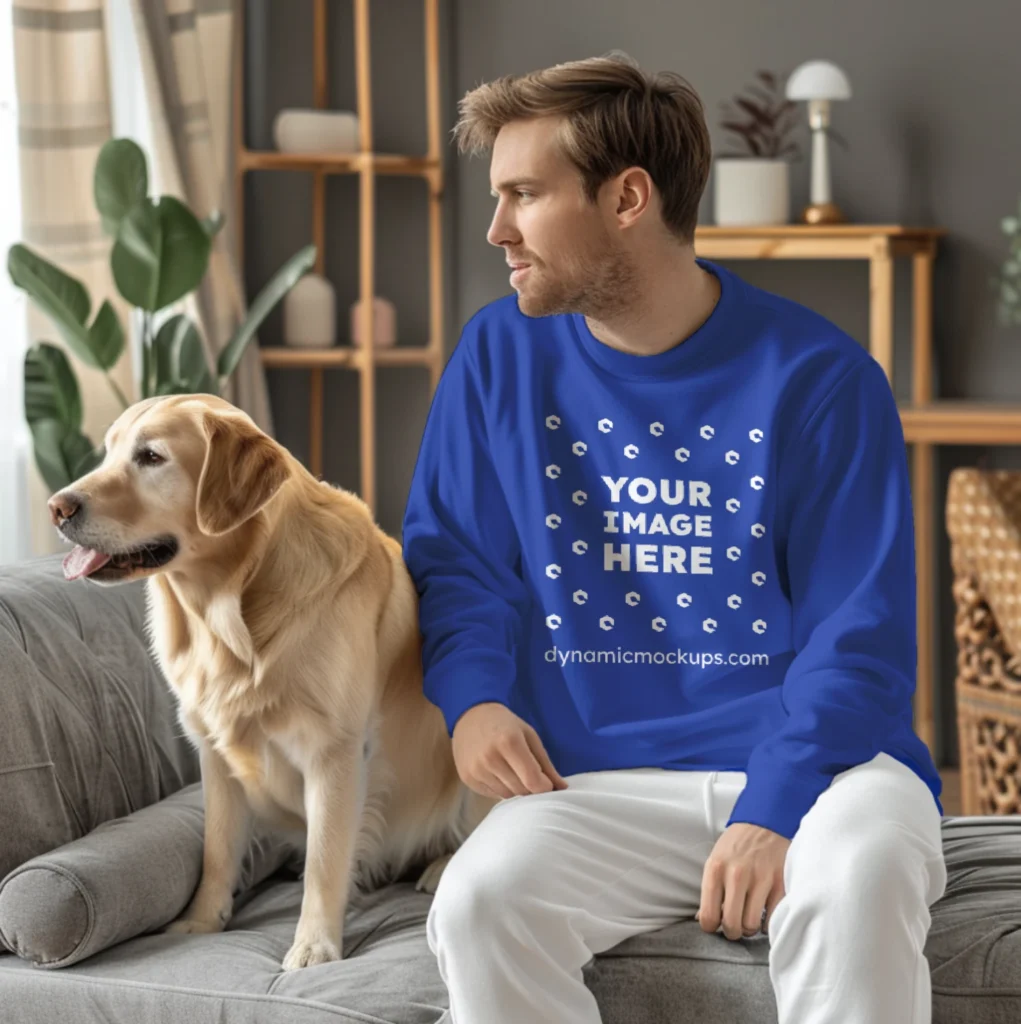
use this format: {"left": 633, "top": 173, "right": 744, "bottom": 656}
{"left": 946, "top": 467, "right": 1021, "bottom": 814}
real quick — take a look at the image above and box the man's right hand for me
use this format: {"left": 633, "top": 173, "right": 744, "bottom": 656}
{"left": 451, "top": 702, "right": 569, "bottom": 799}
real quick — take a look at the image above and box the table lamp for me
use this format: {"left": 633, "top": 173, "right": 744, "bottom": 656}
{"left": 785, "top": 60, "right": 851, "bottom": 224}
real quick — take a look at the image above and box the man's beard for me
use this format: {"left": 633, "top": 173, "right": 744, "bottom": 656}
{"left": 515, "top": 240, "right": 639, "bottom": 321}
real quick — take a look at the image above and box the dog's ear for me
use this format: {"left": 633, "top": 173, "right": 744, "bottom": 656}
{"left": 195, "top": 412, "right": 290, "bottom": 536}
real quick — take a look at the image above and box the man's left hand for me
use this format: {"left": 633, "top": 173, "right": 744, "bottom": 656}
{"left": 696, "top": 823, "right": 790, "bottom": 940}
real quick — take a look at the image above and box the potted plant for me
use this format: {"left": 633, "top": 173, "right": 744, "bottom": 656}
{"left": 9, "top": 137, "right": 315, "bottom": 493}
{"left": 713, "top": 70, "right": 802, "bottom": 227}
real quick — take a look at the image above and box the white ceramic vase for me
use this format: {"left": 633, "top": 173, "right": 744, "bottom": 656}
{"left": 273, "top": 110, "right": 359, "bottom": 154}
{"left": 713, "top": 158, "right": 790, "bottom": 226}
{"left": 283, "top": 274, "right": 336, "bottom": 348}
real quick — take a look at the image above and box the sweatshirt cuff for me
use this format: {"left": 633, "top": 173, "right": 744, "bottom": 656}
{"left": 726, "top": 763, "right": 831, "bottom": 840}
{"left": 425, "top": 660, "right": 515, "bottom": 737}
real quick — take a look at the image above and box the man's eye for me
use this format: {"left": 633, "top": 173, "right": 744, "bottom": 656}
{"left": 135, "top": 447, "right": 165, "bottom": 467}
{"left": 515, "top": 190, "right": 534, "bottom": 200}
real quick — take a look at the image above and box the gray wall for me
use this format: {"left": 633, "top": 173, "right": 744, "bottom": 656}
{"left": 247, "top": 0, "right": 1021, "bottom": 768}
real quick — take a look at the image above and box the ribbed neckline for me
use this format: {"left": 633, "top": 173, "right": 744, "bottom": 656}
{"left": 567, "top": 258, "right": 738, "bottom": 381}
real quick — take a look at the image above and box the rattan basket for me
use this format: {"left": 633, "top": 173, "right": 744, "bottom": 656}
{"left": 946, "top": 468, "right": 1021, "bottom": 815}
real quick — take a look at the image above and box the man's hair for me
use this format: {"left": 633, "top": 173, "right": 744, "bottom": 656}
{"left": 452, "top": 51, "right": 711, "bottom": 243}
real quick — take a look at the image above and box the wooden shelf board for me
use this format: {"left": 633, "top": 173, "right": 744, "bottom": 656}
{"left": 259, "top": 345, "right": 439, "bottom": 369}
{"left": 900, "top": 401, "right": 1021, "bottom": 445}
{"left": 240, "top": 149, "right": 439, "bottom": 177}
{"left": 695, "top": 225, "right": 945, "bottom": 260}
{"left": 696, "top": 225, "right": 946, "bottom": 238}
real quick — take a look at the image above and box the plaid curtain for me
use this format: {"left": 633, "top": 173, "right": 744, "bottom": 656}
{"left": 12, "top": 0, "right": 134, "bottom": 554}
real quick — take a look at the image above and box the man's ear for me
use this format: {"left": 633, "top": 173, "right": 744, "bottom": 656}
{"left": 195, "top": 412, "right": 290, "bottom": 537}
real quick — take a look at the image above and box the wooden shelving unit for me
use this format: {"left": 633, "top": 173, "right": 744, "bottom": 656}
{"left": 696, "top": 224, "right": 1021, "bottom": 762}
{"left": 233, "top": 0, "right": 446, "bottom": 514}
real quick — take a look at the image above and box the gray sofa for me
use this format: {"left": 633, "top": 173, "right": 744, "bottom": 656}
{"left": 0, "top": 555, "right": 1020, "bottom": 1024}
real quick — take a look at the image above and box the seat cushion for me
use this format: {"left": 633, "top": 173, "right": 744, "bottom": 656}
{"left": 0, "top": 877, "right": 448, "bottom": 1024}
{"left": 588, "top": 815, "right": 1021, "bottom": 1024}
{"left": 1, "top": 817, "right": 1020, "bottom": 1024}
{"left": 925, "top": 816, "right": 1021, "bottom": 1023}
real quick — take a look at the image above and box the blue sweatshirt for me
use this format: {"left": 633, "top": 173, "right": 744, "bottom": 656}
{"left": 402, "top": 258, "right": 943, "bottom": 839}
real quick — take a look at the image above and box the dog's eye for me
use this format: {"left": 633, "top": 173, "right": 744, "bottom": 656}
{"left": 134, "top": 447, "right": 165, "bottom": 468}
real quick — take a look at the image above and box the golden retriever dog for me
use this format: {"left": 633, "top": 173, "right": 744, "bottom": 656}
{"left": 47, "top": 393, "right": 495, "bottom": 970}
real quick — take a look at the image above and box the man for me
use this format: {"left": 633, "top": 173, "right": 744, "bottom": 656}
{"left": 401, "top": 51, "right": 946, "bottom": 1024}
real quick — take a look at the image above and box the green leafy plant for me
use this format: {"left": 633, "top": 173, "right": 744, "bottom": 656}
{"left": 10, "top": 137, "right": 316, "bottom": 492}
{"left": 994, "top": 199, "right": 1021, "bottom": 327}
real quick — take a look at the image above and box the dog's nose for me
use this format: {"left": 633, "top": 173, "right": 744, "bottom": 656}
{"left": 48, "top": 491, "right": 83, "bottom": 526}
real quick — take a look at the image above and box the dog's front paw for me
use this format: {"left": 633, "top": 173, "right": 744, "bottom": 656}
{"left": 164, "top": 916, "right": 225, "bottom": 935}
{"left": 415, "top": 853, "right": 453, "bottom": 894}
{"left": 283, "top": 936, "right": 342, "bottom": 970}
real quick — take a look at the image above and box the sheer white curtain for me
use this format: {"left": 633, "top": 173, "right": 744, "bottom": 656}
{"left": 0, "top": 0, "right": 31, "bottom": 566}
{"left": 106, "top": 0, "right": 159, "bottom": 382}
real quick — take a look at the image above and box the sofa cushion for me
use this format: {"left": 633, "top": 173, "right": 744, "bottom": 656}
{"left": 0, "top": 783, "right": 302, "bottom": 968}
{"left": 586, "top": 815, "right": 1021, "bottom": 1024}
{"left": 924, "top": 815, "right": 1021, "bottom": 1021}
{"left": 0, "top": 555, "right": 199, "bottom": 883}
{"left": 0, "top": 878, "right": 448, "bottom": 1024}
{"left": 0, "top": 817, "right": 1018, "bottom": 1024}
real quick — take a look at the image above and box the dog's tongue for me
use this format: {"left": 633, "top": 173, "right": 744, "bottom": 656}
{"left": 62, "top": 546, "right": 111, "bottom": 581}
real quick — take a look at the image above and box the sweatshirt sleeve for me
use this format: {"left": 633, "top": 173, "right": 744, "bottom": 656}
{"left": 726, "top": 357, "right": 917, "bottom": 839}
{"left": 401, "top": 328, "right": 530, "bottom": 736}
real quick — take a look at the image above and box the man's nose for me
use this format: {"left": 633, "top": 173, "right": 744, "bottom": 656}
{"left": 48, "top": 491, "right": 83, "bottom": 526}
{"left": 487, "top": 206, "right": 520, "bottom": 248}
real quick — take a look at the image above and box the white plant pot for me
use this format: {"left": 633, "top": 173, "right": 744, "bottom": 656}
{"left": 713, "top": 158, "right": 790, "bottom": 226}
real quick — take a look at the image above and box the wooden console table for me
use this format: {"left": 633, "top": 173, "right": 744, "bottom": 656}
{"left": 694, "top": 225, "right": 945, "bottom": 753}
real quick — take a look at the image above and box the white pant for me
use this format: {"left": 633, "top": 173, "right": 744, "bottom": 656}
{"left": 426, "top": 751, "right": 947, "bottom": 1024}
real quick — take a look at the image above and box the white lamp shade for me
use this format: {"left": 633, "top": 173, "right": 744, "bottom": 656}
{"left": 785, "top": 61, "right": 852, "bottom": 101}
